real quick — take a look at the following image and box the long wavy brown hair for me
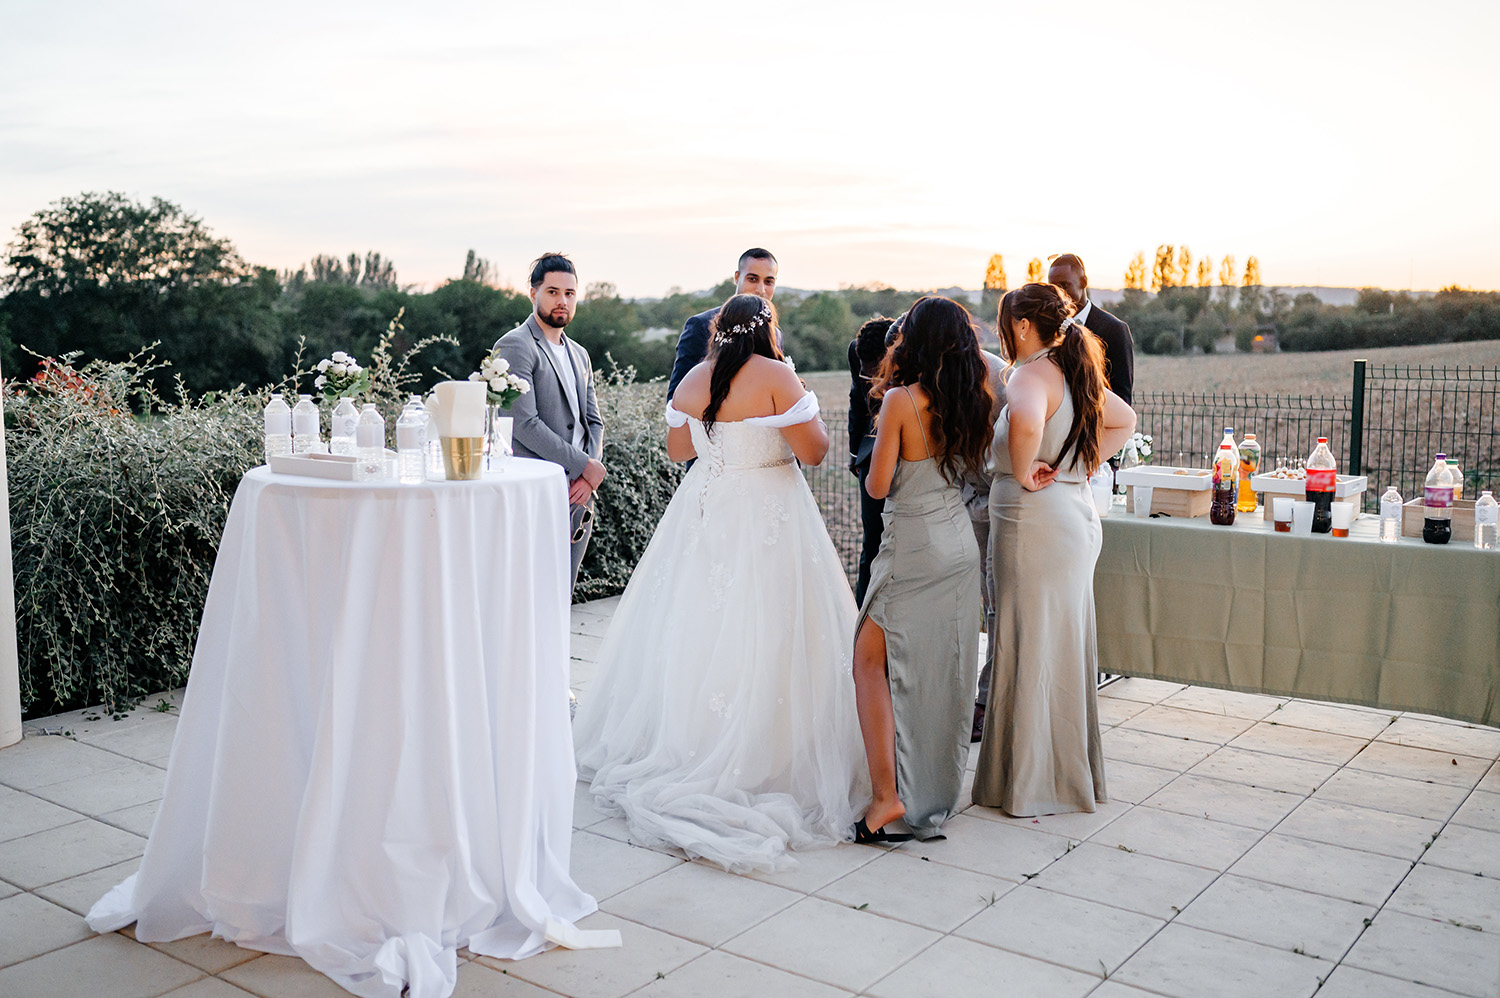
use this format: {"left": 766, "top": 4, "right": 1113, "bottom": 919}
{"left": 997, "top": 282, "right": 1108, "bottom": 474}
{"left": 870, "top": 295, "right": 994, "bottom": 484}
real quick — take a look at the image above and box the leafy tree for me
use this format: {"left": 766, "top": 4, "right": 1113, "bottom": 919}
{"left": 461, "top": 249, "right": 495, "bottom": 286}
{"left": 1197, "top": 257, "right": 1214, "bottom": 287}
{"left": 981, "top": 255, "right": 1008, "bottom": 317}
{"left": 1124, "top": 253, "right": 1147, "bottom": 291}
{"left": 1176, "top": 247, "right": 1193, "bottom": 288}
{"left": 1151, "top": 245, "right": 1177, "bottom": 293}
{"left": 1219, "top": 255, "right": 1236, "bottom": 286}
{"left": 1025, "top": 258, "right": 1043, "bottom": 284}
{"left": 1242, "top": 256, "right": 1261, "bottom": 287}
{"left": 780, "top": 292, "right": 856, "bottom": 371}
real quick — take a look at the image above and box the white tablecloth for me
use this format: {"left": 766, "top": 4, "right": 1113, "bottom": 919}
{"left": 88, "top": 462, "right": 605, "bottom": 997}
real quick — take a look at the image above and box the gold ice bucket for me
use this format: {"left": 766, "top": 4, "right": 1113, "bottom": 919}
{"left": 440, "top": 436, "right": 484, "bottom": 481}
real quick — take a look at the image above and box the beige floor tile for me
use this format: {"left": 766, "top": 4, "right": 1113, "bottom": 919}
{"left": 1174, "top": 874, "right": 1374, "bottom": 961}
{"left": 1384, "top": 862, "right": 1500, "bottom": 932}
{"left": 1375, "top": 716, "right": 1500, "bottom": 760}
{"left": 1314, "top": 964, "right": 1469, "bottom": 998}
{"left": 1160, "top": 686, "right": 1287, "bottom": 720}
{"left": 721, "top": 896, "right": 941, "bottom": 992}
{"left": 967, "top": 798, "right": 1129, "bottom": 840}
{"left": 1311, "top": 768, "right": 1470, "bottom": 821}
{"left": 1029, "top": 842, "right": 1217, "bottom": 920}
{"left": 1119, "top": 705, "right": 1256, "bottom": 745}
{"left": 161, "top": 978, "right": 260, "bottom": 998}
{"left": 219, "top": 953, "right": 369, "bottom": 997}
{"left": 600, "top": 861, "right": 799, "bottom": 946}
{"left": 100, "top": 799, "right": 162, "bottom": 838}
{"left": 630, "top": 950, "right": 852, "bottom": 998}
{"left": 1090, "top": 806, "right": 1263, "bottom": 870}
{"left": 74, "top": 717, "right": 182, "bottom": 764}
{"left": 1112, "top": 923, "right": 1333, "bottom": 998}
{"left": 1227, "top": 721, "right": 1368, "bottom": 766}
{"left": 0, "top": 818, "right": 145, "bottom": 889}
{"left": 866, "top": 934, "right": 1097, "bottom": 998}
{"left": 1273, "top": 701, "right": 1401, "bottom": 740}
{"left": 144, "top": 932, "right": 262, "bottom": 976}
{"left": 484, "top": 912, "right": 705, "bottom": 998}
{"left": 568, "top": 613, "right": 613, "bottom": 639}
{"left": 571, "top": 779, "right": 610, "bottom": 830}
{"left": 815, "top": 850, "right": 1015, "bottom": 933}
{"left": 1097, "top": 697, "right": 1149, "bottom": 727}
{"left": 742, "top": 842, "right": 883, "bottom": 895}
{"left": 1187, "top": 746, "right": 1338, "bottom": 795}
{"left": 1098, "top": 678, "right": 1189, "bottom": 705}
{"left": 569, "top": 633, "right": 605, "bottom": 663}
{"left": 1345, "top": 741, "right": 1492, "bottom": 788}
{"left": 1095, "top": 761, "right": 1175, "bottom": 806}
{"left": 1342, "top": 909, "right": 1499, "bottom": 997}
{"left": 0, "top": 891, "right": 95, "bottom": 967}
{"left": 901, "top": 813, "right": 1072, "bottom": 882}
{"left": 451, "top": 958, "right": 567, "bottom": 997}
{"left": 34, "top": 857, "right": 140, "bottom": 916}
{"left": 0, "top": 787, "right": 83, "bottom": 842}
{"left": 1228, "top": 833, "right": 1411, "bottom": 906}
{"left": 1101, "top": 727, "right": 1217, "bottom": 772}
{"left": 0, "top": 736, "right": 136, "bottom": 791}
{"left": 1086, "top": 984, "right": 1172, "bottom": 998}
{"left": 1145, "top": 774, "right": 1304, "bottom": 830}
{"left": 0, "top": 879, "right": 16, "bottom": 900}
{"left": 0, "top": 933, "right": 202, "bottom": 998}
{"left": 1479, "top": 759, "right": 1500, "bottom": 793}
{"left": 1421, "top": 822, "right": 1500, "bottom": 877}
{"left": 955, "top": 883, "right": 1164, "bottom": 976}
{"left": 1275, "top": 798, "right": 1443, "bottom": 861}
{"left": 567, "top": 829, "right": 683, "bottom": 901}
{"left": 1450, "top": 788, "right": 1500, "bottom": 831}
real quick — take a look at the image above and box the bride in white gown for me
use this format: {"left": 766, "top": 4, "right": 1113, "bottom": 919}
{"left": 573, "top": 294, "right": 870, "bottom": 873}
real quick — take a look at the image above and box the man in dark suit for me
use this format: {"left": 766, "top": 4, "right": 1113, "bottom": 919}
{"left": 1048, "top": 253, "right": 1133, "bottom": 403}
{"left": 847, "top": 316, "right": 895, "bottom": 604}
{"left": 666, "top": 247, "right": 778, "bottom": 400}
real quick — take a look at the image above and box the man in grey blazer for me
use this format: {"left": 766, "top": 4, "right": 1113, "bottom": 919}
{"left": 495, "top": 252, "right": 606, "bottom": 592}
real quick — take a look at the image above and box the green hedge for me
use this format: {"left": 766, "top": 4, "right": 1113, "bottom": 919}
{"left": 8, "top": 355, "right": 680, "bottom": 717}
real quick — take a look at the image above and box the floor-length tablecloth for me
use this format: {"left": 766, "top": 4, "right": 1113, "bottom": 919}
{"left": 88, "top": 463, "right": 610, "bottom": 997}
{"left": 1095, "top": 507, "right": 1500, "bottom": 726}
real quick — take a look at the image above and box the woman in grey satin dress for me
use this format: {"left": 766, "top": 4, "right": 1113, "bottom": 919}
{"left": 853, "top": 296, "right": 997, "bottom": 842}
{"left": 973, "top": 283, "right": 1136, "bottom": 817}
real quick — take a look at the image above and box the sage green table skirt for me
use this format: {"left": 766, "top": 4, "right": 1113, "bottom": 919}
{"left": 1094, "top": 507, "right": 1500, "bottom": 727}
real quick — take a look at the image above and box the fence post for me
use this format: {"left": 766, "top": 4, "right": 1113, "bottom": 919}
{"left": 1349, "top": 359, "right": 1367, "bottom": 476}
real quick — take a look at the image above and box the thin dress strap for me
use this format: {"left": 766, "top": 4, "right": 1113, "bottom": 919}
{"left": 902, "top": 386, "right": 933, "bottom": 460}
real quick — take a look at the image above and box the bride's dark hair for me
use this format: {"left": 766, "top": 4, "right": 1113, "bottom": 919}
{"left": 870, "top": 295, "right": 994, "bottom": 485}
{"left": 703, "top": 293, "right": 782, "bottom": 433}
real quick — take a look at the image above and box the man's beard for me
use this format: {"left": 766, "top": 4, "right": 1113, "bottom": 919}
{"left": 537, "top": 306, "right": 571, "bottom": 330}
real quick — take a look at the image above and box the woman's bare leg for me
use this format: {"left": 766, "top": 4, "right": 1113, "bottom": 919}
{"left": 853, "top": 618, "right": 904, "bottom": 831}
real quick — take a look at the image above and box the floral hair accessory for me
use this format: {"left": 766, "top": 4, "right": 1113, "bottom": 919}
{"left": 712, "top": 297, "right": 774, "bottom": 345}
{"left": 1059, "top": 315, "right": 1077, "bottom": 333}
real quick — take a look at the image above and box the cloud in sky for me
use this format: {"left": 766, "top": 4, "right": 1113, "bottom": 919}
{"left": 2, "top": 0, "right": 1498, "bottom": 295}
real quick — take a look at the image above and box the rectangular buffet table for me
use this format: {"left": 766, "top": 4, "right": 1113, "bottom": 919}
{"left": 1094, "top": 505, "right": 1500, "bottom": 726}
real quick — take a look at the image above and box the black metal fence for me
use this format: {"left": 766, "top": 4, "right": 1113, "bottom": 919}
{"left": 804, "top": 363, "right": 1500, "bottom": 580}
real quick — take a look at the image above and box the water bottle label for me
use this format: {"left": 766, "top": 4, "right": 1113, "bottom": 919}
{"left": 335, "top": 415, "right": 356, "bottom": 436}
{"left": 357, "top": 424, "right": 382, "bottom": 448}
{"left": 1306, "top": 469, "right": 1336, "bottom": 491}
{"left": 397, "top": 425, "right": 423, "bottom": 449}
{"left": 265, "top": 413, "right": 291, "bottom": 434}
{"left": 1381, "top": 499, "right": 1401, "bottom": 520}
{"left": 1424, "top": 486, "right": 1453, "bottom": 508}
{"left": 1477, "top": 505, "right": 1499, "bottom": 527}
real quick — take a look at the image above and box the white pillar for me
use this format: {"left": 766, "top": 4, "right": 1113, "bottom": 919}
{"left": 0, "top": 356, "right": 21, "bottom": 749}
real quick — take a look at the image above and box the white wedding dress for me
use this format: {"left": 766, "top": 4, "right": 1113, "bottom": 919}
{"left": 573, "top": 392, "right": 870, "bottom": 872}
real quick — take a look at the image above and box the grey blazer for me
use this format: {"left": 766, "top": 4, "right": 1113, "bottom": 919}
{"left": 494, "top": 315, "right": 604, "bottom": 479}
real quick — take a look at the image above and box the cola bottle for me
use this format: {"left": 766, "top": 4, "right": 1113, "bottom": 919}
{"left": 1305, "top": 437, "right": 1336, "bottom": 534}
{"left": 1210, "top": 443, "right": 1237, "bottom": 525}
{"left": 1423, "top": 453, "right": 1454, "bottom": 544}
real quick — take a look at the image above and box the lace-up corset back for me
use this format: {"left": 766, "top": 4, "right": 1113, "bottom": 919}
{"left": 688, "top": 419, "right": 795, "bottom": 471}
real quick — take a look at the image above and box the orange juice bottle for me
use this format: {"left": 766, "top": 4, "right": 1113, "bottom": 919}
{"left": 1237, "top": 433, "right": 1261, "bottom": 512}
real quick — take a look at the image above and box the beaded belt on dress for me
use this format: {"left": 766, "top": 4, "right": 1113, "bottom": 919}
{"left": 723, "top": 457, "right": 795, "bottom": 470}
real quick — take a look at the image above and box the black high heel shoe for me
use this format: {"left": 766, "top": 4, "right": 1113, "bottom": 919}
{"left": 853, "top": 817, "right": 913, "bottom": 845}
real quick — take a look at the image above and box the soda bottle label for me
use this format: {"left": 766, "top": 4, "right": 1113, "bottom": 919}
{"left": 1424, "top": 486, "right": 1453, "bottom": 508}
{"left": 1306, "top": 469, "right": 1336, "bottom": 491}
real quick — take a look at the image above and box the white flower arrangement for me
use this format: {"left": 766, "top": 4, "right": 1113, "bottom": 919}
{"left": 469, "top": 349, "right": 531, "bottom": 408}
{"left": 313, "top": 350, "right": 371, "bottom": 402}
{"left": 1117, "top": 431, "right": 1153, "bottom": 465}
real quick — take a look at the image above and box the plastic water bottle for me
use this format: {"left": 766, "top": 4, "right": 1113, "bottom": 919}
{"left": 291, "top": 394, "right": 321, "bottom": 454}
{"left": 355, "top": 404, "right": 386, "bottom": 481}
{"left": 329, "top": 398, "right": 358, "bottom": 456}
{"left": 424, "top": 408, "right": 444, "bottom": 481}
{"left": 263, "top": 393, "right": 292, "bottom": 464}
{"left": 1475, "top": 491, "right": 1498, "bottom": 550}
{"left": 396, "top": 397, "right": 426, "bottom": 485}
{"left": 1379, "top": 486, "right": 1402, "bottom": 543}
{"left": 1423, "top": 453, "right": 1455, "bottom": 544}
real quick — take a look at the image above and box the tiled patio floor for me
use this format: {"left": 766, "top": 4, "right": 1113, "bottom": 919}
{"left": 2, "top": 595, "right": 1498, "bottom": 997}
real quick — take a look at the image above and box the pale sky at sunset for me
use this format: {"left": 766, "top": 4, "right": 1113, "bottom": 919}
{"left": 3, "top": 0, "right": 1497, "bottom": 297}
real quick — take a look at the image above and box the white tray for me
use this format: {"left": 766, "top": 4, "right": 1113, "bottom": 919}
{"left": 1250, "top": 473, "right": 1368, "bottom": 497}
{"left": 269, "top": 453, "right": 359, "bottom": 481}
{"left": 1114, "top": 465, "right": 1213, "bottom": 491}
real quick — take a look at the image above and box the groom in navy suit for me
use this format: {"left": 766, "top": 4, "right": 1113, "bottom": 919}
{"left": 666, "top": 247, "right": 778, "bottom": 399}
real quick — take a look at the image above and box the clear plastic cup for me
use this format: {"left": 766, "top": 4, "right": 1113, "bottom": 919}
{"left": 1134, "top": 486, "right": 1154, "bottom": 518}
{"left": 1291, "top": 500, "right": 1315, "bottom": 535}
{"left": 1272, "top": 497, "right": 1292, "bottom": 532}
{"left": 1330, "top": 502, "right": 1355, "bottom": 537}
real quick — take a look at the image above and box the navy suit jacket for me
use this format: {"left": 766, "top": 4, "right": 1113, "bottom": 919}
{"left": 667, "top": 307, "right": 719, "bottom": 400}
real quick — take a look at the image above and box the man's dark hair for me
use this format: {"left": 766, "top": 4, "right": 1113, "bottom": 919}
{"left": 529, "top": 252, "right": 576, "bottom": 289}
{"left": 1050, "top": 253, "right": 1086, "bottom": 277}
{"left": 737, "top": 247, "right": 777, "bottom": 271}
{"left": 855, "top": 316, "right": 894, "bottom": 371}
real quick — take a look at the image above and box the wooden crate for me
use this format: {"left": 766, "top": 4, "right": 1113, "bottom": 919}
{"left": 1125, "top": 485, "right": 1212, "bottom": 518}
{"left": 1401, "top": 498, "right": 1477, "bottom": 542}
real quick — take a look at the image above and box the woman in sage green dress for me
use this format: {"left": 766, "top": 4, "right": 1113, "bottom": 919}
{"left": 973, "top": 283, "right": 1136, "bottom": 817}
{"left": 853, "top": 296, "right": 996, "bottom": 842}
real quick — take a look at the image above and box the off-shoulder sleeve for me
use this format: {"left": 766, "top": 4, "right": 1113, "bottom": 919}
{"left": 742, "top": 392, "right": 820, "bottom": 428}
{"left": 664, "top": 400, "right": 690, "bottom": 427}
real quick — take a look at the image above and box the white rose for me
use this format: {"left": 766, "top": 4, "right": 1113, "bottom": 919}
{"left": 517, "top": 379, "right": 531, "bottom": 394}
{"left": 331, "top": 351, "right": 352, "bottom": 364}
{"left": 331, "top": 363, "right": 347, "bottom": 376}
{"left": 468, "top": 372, "right": 483, "bottom": 382}
{"left": 492, "top": 357, "right": 509, "bottom": 374}
{"left": 489, "top": 378, "right": 505, "bottom": 393}
{"left": 316, "top": 359, "right": 331, "bottom": 373}
{"left": 314, "top": 374, "right": 327, "bottom": 388}
{"left": 348, "top": 362, "right": 362, "bottom": 373}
